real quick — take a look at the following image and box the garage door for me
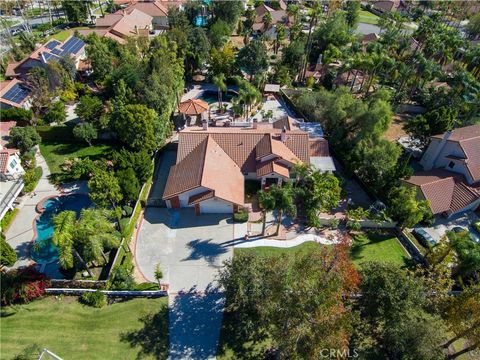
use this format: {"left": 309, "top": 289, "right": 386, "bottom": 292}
{"left": 200, "top": 198, "right": 233, "bottom": 213}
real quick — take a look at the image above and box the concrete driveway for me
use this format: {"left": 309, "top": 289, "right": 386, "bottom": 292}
{"left": 136, "top": 208, "right": 234, "bottom": 293}
{"left": 135, "top": 208, "right": 235, "bottom": 359}
{"left": 421, "top": 211, "right": 479, "bottom": 241}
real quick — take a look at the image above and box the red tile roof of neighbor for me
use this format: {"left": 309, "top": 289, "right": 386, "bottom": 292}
{"left": 0, "top": 121, "right": 17, "bottom": 147}
{"left": 404, "top": 169, "right": 480, "bottom": 215}
{"left": 163, "top": 136, "right": 245, "bottom": 206}
{"left": 117, "top": 0, "right": 169, "bottom": 17}
{"left": 433, "top": 124, "right": 480, "bottom": 183}
{"left": 0, "top": 149, "right": 19, "bottom": 173}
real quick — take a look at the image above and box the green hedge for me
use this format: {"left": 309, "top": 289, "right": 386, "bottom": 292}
{"left": 233, "top": 209, "right": 249, "bottom": 223}
{"left": 36, "top": 126, "right": 75, "bottom": 142}
{"left": 23, "top": 166, "right": 43, "bottom": 194}
{"left": 0, "top": 209, "right": 19, "bottom": 231}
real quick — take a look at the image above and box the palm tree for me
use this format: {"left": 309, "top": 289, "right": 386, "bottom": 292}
{"left": 262, "top": 11, "right": 272, "bottom": 33}
{"left": 212, "top": 73, "right": 227, "bottom": 111}
{"left": 52, "top": 210, "right": 93, "bottom": 276}
{"left": 75, "top": 209, "right": 120, "bottom": 266}
{"left": 258, "top": 189, "right": 276, "bottom": 236}
{"left": 269, "top": 184, "right": 296, "bottom": 236}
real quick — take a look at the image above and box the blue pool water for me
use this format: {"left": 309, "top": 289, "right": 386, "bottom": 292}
{"left": 195, "top": 15, "right": 207, "bottom": 27}
{"left": 31, "top": 194, "right": 92, "bottom": 264}
{"left": 197, "top": 90, "right": 237, "bottom": 104}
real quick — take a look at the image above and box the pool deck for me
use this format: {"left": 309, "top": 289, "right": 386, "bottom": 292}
{"left": 181, "top": 83, "right": 238, "bottom": 102}
{"left": 4, "top": 150, "right": 86, "bottom": 277}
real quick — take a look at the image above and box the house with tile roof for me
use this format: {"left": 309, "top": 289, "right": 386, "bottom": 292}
{"left": 252, "top": 4, "right": 292, "bottom": 39}
{"left": 4, "top": 36, "right": 86, "bottom": 80}
{"left": 79, "top": 9, "right": 153, "bottom": 44}
{"left": 163, "top": 119, "right": 333, "bottom": 214}
{"left": 0, "top": 79, "right": 31, "bottom": 110}
{"left": 115, "top": 0, "right": 183, "bottom": 30}
{"left": 403, "top": 125, "right": 480, "bottom": 217}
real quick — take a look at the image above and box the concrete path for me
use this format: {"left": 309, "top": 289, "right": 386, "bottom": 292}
{"left": 135, "top": 208, "right": 235, "bottom": 359}
{"left": 5, "top": 151, "right": 60, "bottom": 269}
{"left": 233, "top": 233, "right": 338, "bottom": 248}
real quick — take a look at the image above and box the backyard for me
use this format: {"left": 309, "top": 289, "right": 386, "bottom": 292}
{"left": 38, "top": 126, "right": 117, "bottom": 177}
{"left": 1, "top": 297, "right": 169, "bottom": 360}
{"left": 358, "top": 10, "right": 380, "bottom": 25}
{"left": 350, "top": 232, "right": 411, "bottom": 268}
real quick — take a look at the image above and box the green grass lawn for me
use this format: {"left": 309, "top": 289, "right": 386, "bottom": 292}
{"left": 40, "top": 142, "right": 115, "bottom": 175}
{"left": 350, "top": 232, "right": 410, "bottom": 268}
{"left": 50, "top": 27, "right": 90, "bottom": 41}
{"left": 359, "top": 10, "right": 380, "bottom": 25}
{"left": 1, "top": 297, "right": 169, "bottom": 360}
{"left": 235, "top": 241, "right": 322, "bottom": 257}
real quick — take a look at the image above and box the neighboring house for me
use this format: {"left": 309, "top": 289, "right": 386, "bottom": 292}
{"left": 115, "top": 0, "right": 183, "bottom": 30}
{"left": 333, "top": 69, "right": 366, "bottom": 92}
{"left": 404, "top": 125, "right": 480, "bottom": 217}
{"left": 361, "top": 33, "right": 380, "bottom": 46}
{"left": 163, "top": 118, "right": 334, "bottom": 214}
{"left": 0, "top": 124, "right": 25, "bottom": 221}
{"left": 371, "top": 0, "right": 405, "bottom": 13}
{"left": 252, "top": 4, "right": 292, "bottom": 39}
{"left": 0, "top": 79, "right": 31, "bottom": 110}
{"left": 79, "top": 9, "right": 153, "bottom": 44}
{"left": 5, "top": 36, "right": 86, "bottom": 80}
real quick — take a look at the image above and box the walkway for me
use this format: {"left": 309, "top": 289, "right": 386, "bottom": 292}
{"left": 135, "top": 208, "right": 235, "bottom": 359}
{"left": 5, "top": 151, "right": 60, "bottom": 269}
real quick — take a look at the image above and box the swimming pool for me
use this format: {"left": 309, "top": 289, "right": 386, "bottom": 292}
{"left": 31, "top": 194, "right": 92, "bottom": 264}
{"left": 197, "top": 90, "right": 237, "bottom": 104}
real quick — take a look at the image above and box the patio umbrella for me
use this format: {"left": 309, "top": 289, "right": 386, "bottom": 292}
{"left": 178, "top": 98, "right": 209, "bottom": 116}
{"left": 192, "top": 74, "right": 205, "bottom": 82}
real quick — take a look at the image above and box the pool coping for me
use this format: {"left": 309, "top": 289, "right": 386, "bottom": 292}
{"left": 31, "top": 192, "right": 89, "bottom": 266}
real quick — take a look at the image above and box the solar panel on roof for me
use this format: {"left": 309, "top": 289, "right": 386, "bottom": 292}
{"left": 60, "top": 37, "right": 85, "bottom": 56}
{"left": 2, "top": 83, "right": 30, "bottom": 104}
{"left": 45, "top": 40, "right": 61, "bottom": 50}
{"left": 42, "top": 52, "right": 60, "bottom": 62}
{"left": 51, "top": 48, "right": 62, "bottom": 55}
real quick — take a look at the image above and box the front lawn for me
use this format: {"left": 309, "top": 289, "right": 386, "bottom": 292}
{"left": 350, "top": 232, "right": 410, "bottom": 268}
{"left": 1, "top": 297, "right": 169, "bottom": 360}
{"left": 235, "top": 241, "right": 322, "bottom": 257}
{"left": 50, "top": 27, "right": 90, "bottom": 41}
{"left": 359, "top": 10, "right": 380, "bottom": 25}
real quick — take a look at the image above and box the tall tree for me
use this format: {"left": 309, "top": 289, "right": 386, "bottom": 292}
{"left": 236, "top": 40, "right": 268, "bottom": 81}
{"left": 388, "top": 185, "right": 431, "bottom": 228}
{"left": 88, "top": 169, "right": 123, "bottom": 209}
{"left": 212, "top": 73, "right": 227, "bottom": 109}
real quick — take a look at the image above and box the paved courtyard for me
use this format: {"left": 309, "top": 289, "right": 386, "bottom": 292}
{"left": 135, "top": 207, "right": 235, "bottom": 359}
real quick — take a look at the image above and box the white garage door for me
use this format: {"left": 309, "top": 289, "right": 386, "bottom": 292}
{"left": 200, "top": 198, "right": 233, "bottom": 213}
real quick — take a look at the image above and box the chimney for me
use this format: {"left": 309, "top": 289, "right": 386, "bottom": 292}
{"left": 281, "top": 126, "right": 286, "bottom": 142}
{"left": 252, "top": 118, "right": 258, "bottom": 129}
{"left": 202, "top": 119, "right": 208, "bottom": 131}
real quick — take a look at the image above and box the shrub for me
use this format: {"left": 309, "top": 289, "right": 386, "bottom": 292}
{"left": 0, "top": 208, "right": 19, "bottom": 231}
{"left": 473, "top": 221, "right": 480, "bottom": 233}
{"left": 8, "top": 126, "right": 41, "bottom": 153}
{"left": 1, "top": 266, "right": 50, "bottom": 305}
{"left": 123, "top": 205, "right": 133, "bottom": 217}
{"left": 109, "top": 266, "right": 136, "bottom": 290}
{"left": 81, "top": 290, "right": 107, "bottom": 308}
{"left": 0, "top": 108, "right": 33, "bottom": 125}
{"left": 0, "top": 233, "right": 17, "bottom": 266}
{"left": 42, "top": 101, "right": 66, "bottom": 124}
{"left": 233, "top": 209, "right": 249, "bottom": 223}
{"left": 22, "top": 166, "right": 42, "bottom": 193}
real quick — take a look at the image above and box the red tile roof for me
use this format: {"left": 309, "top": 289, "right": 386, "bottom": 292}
{"left": 432, "top": 124, "right": 480, "bottom": 182}
{"left": 404, "top": 169, "right": 480, "bottom": 215}
{"left": 256, "top": 159, "right": 289, "bottom": 178}
{"left": 0, "top": 149, "right": 19, "bottom": 173}
{"left": 188, "top": 190, "right": 214, "bottom": 205}
{"left": 0, "top": 121, "right": 16, "bottom": 147}
{"left": 163, "top": 136, "right": 244, "bottom": 206}
{"left": 309, "top": 138, "right": 330, "bottom": 157}
{"left": 177, "top": 127, "right": 309, "bottom": 174}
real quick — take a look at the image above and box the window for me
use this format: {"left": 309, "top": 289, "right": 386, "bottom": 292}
{"left": 448, "top": 161, "right": 455, "bottom": 169}
{"left": 9, "top": 159, "right": 17, "bottom": 169}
